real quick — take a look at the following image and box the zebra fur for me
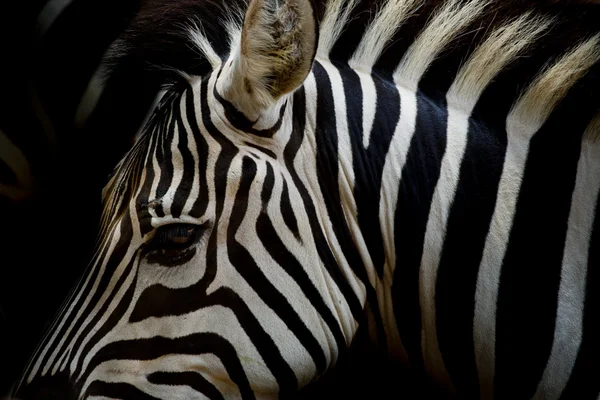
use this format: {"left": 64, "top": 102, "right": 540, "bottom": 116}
{"left": 13, "top": 0, "right": 600, "bottom": 398}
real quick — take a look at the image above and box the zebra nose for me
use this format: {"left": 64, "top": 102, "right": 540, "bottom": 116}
{"left": 12, "top": 374, "right": 77, "bottom": 400}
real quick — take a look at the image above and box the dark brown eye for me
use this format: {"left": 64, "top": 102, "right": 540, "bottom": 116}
{"left": 150, "top": 223, "right": 204, "bottom": 251}
{"left": 145, "top": 223, "right": 208, "bottom": 266}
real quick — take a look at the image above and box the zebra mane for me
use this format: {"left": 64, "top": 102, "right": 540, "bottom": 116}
{"left": 103, "top": 0, "right": 600, "bottom": 123}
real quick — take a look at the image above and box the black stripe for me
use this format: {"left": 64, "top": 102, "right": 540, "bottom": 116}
{"left": 283, "top": 80, "right": 364, "bottom": 331}
{"left": 201, "top": 76, "right": 239, "bottom": 228}
{"left": 198, "top": 73, "right": 237, "bottom": 293}
{"left": 90, "top": 324, "right": 256, "bottom": 398}
{"left": 226, "top": 156, "right": 300, "bottom": 393}
{"left": 392, "top": 91, "right": 448, "bottom": 370}
{"left": 245, "top": 142, "right": 277, "bottom": 159}
{"left": 73, "top": 216, "right": 138, "bottom": 382}
{"left": 344, "top": 64, "right": 400, "bottom": 281}
{"left": 184, "top": 85, "right": 210, "bottom": 220}
{"left": 153, "top": 105, "right": 178, "bottom": 218}
{"left": 170, "top": 92, "right": 196, "bottom": 219}
{"left": 129, "top": 81, "right": 295, "bottom": 395}
{"left": 31, "top": 233, "right": 112, "bottom": 373}
{"left": 129, "top": 284, "right": 291, "bottom": 400}
{"left": 129, "top": 77, "right": 235, "bottom": 322}
{"left": 560, "top": 189, "right": 600, "bottom": 400}
{"left": 213, "top": 84, "right": 287, "bottom": 138}
{"left": 340, "top": 61, "right": 399, "bottom": 349}
{"left": 312, "top": 61, "right": 386, "bottom": 346}
{"left": 103, "top": 132, "right": 153, "bottom": 238}
{"left": 257, "top": 163, "right": 331, "bottom": 375}
{"left": 435, "top": 116, "right": 507, "bottom": 397}
{"left": 65, "top": 281, "right": 138, "bottom": 393}
{"left": 136, "top": 123, "right": 162, "bottom": 236}
{"left": 36, "top": 211, "right": 134, "bottom": 378}
{"left": 147, "top": 371, "right": 224, "bottom": 400}
{"left": 147, "top": 109, "right": 169, "bottom": 219}
{"left": 494, "top": 84, "right": 600, "bottom": 400}
{"left": 280, "top": 179, "right": 301, "bottom": 241}
{"left": 128, "top": 248, "right": 218, "bottom": 321}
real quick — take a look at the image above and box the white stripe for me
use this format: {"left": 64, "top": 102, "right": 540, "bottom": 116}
{"left": 378, "top": 0, "right": 484, "bottom": 359}
{"left": 417, "top": 12, "right": 545, "bottom": 387}
{"left": 419, "top": 106, "right": 470, "bottom": 392}
{"left": 298, "top": 71, "right": 365, "bottom": 344}
{"left": 148, "top": 120, "right": 165, "bottom": 219}
{"left": 318, "top": 61, "right": 360, "bottom": 268}
{"left": 160, "top": 120, "right": 183, "bottom": 216}
{"left": 473, "top": 118, "right": 539, "bottom": 400}
{"left": 75, "top": 210, "right": 143, "bottom": 380}
{"left": 233, "top": 164, "right": 321, "bottom": 386}
{"left": 75, "top": 265, "right": 145, "bottom": 390}
{"left": 82, "top": 350, "right": 236, "bottom": 399}
{"left": 57, "top": 184, "right": 146, "bottom": 375}
{"left": 378, "top": 83, "right": 417, "bottom": 361}
{"left": 532, "top": 117, "right": 600, "bottom": 399}
{"left": 181, "top": 91, "right": 201, "bottom": 216}
{"left": 270, "top": 168, "right": 342, "bottom": 372}
{"left": 357, "top": 70, "right": 378, "bottom": 149}
{"left": 58, "top": 159, "right": 150, "bottom": 373}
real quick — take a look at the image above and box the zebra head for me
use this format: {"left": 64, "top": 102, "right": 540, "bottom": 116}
{"left": 15, "top": 0, "right": 366, "bottom": 398}
{"left": 17, "top": 0, "right": 600, "bottom": 397}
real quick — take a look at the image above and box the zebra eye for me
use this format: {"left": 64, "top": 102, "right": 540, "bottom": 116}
{"left": 150, "top": 223, "right": 205, "bottom": 251}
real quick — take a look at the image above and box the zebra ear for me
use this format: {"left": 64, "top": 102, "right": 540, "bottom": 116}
{"left": 221, "top": 0, "right": 318, "bottom": 120}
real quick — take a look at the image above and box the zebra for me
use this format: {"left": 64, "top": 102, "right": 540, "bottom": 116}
{"left": 11, "top": 0, "right": 600, "bottom": 398}
{"left": 2, "top": 1, "right": 172, "bottom": 396}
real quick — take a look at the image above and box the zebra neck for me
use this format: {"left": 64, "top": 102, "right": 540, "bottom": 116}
{"left": 295, "top": 58, "right": 449, "bottom": 355}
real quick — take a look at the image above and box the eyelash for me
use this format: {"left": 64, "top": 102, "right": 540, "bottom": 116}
{"left": 144, "top": 223, "right": 208, "bottom": 266}
{"left": 148, "top": 223, "right": 207, "bottom": 251}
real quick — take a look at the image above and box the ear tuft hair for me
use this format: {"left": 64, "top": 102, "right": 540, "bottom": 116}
{"left": 221, "top": 0, "right": 318, "bottom": 119}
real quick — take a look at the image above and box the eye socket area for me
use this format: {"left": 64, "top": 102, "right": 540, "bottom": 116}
{"left": 149, "top": 223, "right": 206, "bottom": 251}
{"left": 144, "top": 223, "right": 208, "bottom": 266}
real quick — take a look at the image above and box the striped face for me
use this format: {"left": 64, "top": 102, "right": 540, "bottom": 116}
{"left": 14, "top": 1, "right": 361, "bottom": 398}
{"left": 16, "top": 64, "right": 359, "bottom": 400}
{"left": 14, "top": 0, "right": 600, "bottom": 398}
